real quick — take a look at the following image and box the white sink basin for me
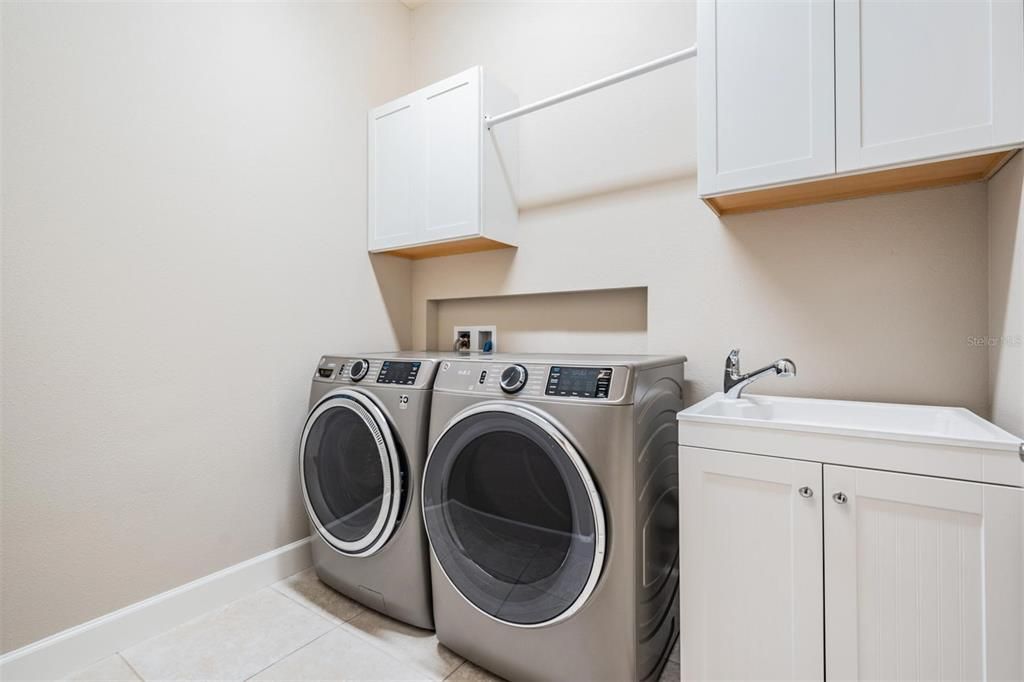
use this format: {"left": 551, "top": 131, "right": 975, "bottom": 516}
{"left": 684, "top": 393, "right": 1019, "bottom": 448}
{"left": 679, "top": 393, "right": 1023, "bottom": 486}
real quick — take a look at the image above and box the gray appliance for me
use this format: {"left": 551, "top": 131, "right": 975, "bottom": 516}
{"left": 421, "top": 353, "right": 685, "bottom": 681}
{"left": 301, "top": 352, "right": 441, "bottom": 630}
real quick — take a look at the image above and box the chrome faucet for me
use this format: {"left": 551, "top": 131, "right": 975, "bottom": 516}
{"left": 724, "top": 349, "right": 797, "bottom": 399}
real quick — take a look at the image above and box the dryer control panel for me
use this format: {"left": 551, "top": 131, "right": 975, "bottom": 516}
{"left": 376, "top": 360, "right": 421, "bottom": 386}
{"left": 314, "top": 355, "right": 437, "bottom": 390}
{"left": 434, "top": 359, "right": 632, "bottom": 404}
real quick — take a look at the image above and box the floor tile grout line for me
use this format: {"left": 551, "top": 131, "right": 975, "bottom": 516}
{"left": 270, "top": 580, "right": 366, "bottom": 626}
{"left": 116, "top": 652, "right": 146, "bottom": 681}
{"left": 268, "top": 587, "right": 460, "bottom": 681}
{"left": 351, "top": 620, "right": 446, "bottom": 680}
{"left": 330, "top": 616, "right": 459, "bottom": 682}
{"left": 242, "top": 625, "right": 340, "bottom": 682}
{"left": 120, "top": 584, "right": 281, "bottom": 666}
{"left": 117, "top": 587, "right": 334, "bottom": 682}
{"left": 442, "top": 659, "right": 469, "bottom": 681}
{"left": 115, "top": 571, "right": 451, "bottom": 682}
{"left": 270, "top": 576, "right": 454, "bottom": 678}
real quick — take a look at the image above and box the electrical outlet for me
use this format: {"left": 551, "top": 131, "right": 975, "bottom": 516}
{"left": 453, "top": 325, "right": 497, "bottom": 353}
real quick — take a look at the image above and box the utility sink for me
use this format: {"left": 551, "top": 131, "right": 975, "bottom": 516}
{"left": 678, "top": 393, "right": 1024, "bottom": 487}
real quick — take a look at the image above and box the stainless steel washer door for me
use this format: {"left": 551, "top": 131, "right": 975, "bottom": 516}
{"left": 300, "top": 389, "right": 403, "bottom": 557}
{"left": 422, "top": 403, "right": 606, "bottom": 627}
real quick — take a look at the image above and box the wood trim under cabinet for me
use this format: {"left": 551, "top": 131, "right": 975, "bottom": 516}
{"left": 704, "top": 149, "right": 1019, "bottom": 216}
{"left": 378, "top": 236, "right": 515, "bottom": 259}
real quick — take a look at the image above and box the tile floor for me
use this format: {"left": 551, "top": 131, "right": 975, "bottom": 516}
{"left": 65, "top": 568, "right": 682, "bottom": 681}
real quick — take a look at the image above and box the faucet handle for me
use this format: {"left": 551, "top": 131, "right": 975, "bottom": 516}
{"left": 726, "top": 348, "right": 741, "bottom": 373}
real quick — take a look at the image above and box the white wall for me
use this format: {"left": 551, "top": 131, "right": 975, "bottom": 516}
{"left": 0, "top": 1, "right": 411, "bottom": 652}
{"left": 409, "top": 1, "right": 990, "bottom": 413}
{"left": 988, "top": 153, "right": 1024, "bottom": 437}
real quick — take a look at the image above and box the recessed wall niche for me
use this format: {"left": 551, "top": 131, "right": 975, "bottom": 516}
{"left": 425, "top": 287, "right": 647, "bottom": 354}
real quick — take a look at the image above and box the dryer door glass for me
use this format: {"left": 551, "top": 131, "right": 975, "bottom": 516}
{"left": 423, "top": 408, "right": 604, "bottom": 626}
{"left": 301, "top": 393, "right": 400, "bottom": 556}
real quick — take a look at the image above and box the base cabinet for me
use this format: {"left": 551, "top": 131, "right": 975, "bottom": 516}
{"left": 680, "top": 446, "right": 1024, "bottom": 681}
{"left": 824, "top": 465, "right": 1023, "bottom": 682}
{"left": 680, "top": 448, "right": 824, "bottom": 680}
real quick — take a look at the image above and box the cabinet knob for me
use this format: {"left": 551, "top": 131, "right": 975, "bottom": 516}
{"left": 832, "top": 491, "right": 848, "bottom": 505}
{"left": 798, "top": 486, "right": 814, "bottom": 498}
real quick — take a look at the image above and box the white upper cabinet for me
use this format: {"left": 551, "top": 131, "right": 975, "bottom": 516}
{"left": 422, "top": 72, "right": 481, "bottom": 244}
{"left": 698, "top": 0, "right": 836, "bottom": 195}
{"left": 369, "top": 93, "right": 422, "bottom": 251}
{"left": 368, "top": 67, "right": 518, "bottom": 258}
{"left": 835, "top": 0, "right": 1024, "bottom": 172}
{"left": 699, "top": 0, "right": 1024, "bottom": 214}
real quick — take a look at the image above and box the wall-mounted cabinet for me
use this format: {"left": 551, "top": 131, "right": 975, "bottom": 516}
{"left": 697, "top": 0, "right": 836, "bottom": 196}
{"left": 699, "top": 0, "right": 1024, "bottom": 215}
{"left": 368, "top": 66, "right": 518, "bottom": 259}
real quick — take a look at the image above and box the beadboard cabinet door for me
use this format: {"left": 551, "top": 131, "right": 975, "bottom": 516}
{"left": 697, "top": 0, "right": 836, "bottom": 195}
{"left": 835, "top": 0, "right": 1024, "bottom": 172}
{"left": 824, "top": 465, "right": 1024, "bottom": 681}
{"left": 680, "top": 447, "right": 824, "bottom": 681}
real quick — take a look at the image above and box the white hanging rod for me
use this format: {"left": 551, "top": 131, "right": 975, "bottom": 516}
{"left": 485, "top": 44, "right": 697, "bottom": 129}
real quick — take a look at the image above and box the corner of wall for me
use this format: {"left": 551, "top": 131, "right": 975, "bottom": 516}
{"left": 986, "top": 151, "right": 1024, "bottom": 437}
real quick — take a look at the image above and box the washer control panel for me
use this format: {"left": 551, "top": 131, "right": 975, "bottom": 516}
{"left": 499, "top": 364, "right": 528, "bottom": 393}
{"left": 349, "top": 359, "right": 369, "bottom": 381}
{"left": 434, "top": 359, "right": 631, "bottom": 404}
{"left": 545, "top": 366, "right": 612, "bottom": 399}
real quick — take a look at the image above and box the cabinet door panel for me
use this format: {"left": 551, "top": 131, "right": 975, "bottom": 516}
{"left": 824, "top": 466, "right": 1024, "bottom": 681}
{"left": 423, "top": 69, "right": 480, "bottom": 242}
{"left": 698, "top": 0, "right": 835, "bottom": 195}
{"left": 836, "top": 0, "right": 1024, "bottom": 171}
{"left": 680, "top": 447, "right": 823, "bottom": 680}
{"left": 368, "top": 96, "right": 422, "bottom": 250}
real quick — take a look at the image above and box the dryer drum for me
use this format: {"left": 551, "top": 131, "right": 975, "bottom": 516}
{"left": 300, "top": 390, "right": 403, "bottom": 557}
{"left": 422, "top": 404, "right": 606, "bottom": 627}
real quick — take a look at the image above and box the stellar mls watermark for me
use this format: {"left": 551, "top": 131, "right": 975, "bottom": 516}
{"left": 967, "top": 334, "right": 1023, "bottom": 347}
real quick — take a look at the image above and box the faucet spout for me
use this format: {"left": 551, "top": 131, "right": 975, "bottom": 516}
{"left": 723, "top": 349, "right": 797, "bottom": 399}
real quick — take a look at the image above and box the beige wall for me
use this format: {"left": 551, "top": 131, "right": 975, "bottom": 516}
{"left": 988, "top": 153, "right": 1024, "bottom": 437}
{"left": 1, "top": 0, "right": 1014, "bottom": 657}
{"left": 0, "top": 1, "right": 411, "bottom": 652}
{"left": 409, "top": 1, "right": 990, "bottom": 413}
{"left": 431, "top": 288, "right": 648, "bottom": 353}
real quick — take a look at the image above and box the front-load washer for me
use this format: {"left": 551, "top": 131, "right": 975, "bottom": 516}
{"left": 301, "top": 351, "right": 441, "bottom": 630}
{"left": 422, "top": 353, "right": 685, "bottom": 681}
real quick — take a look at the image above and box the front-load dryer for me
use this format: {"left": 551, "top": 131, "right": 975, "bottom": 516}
{"left": 422, "top": 353, "right": 685, "bottom": 681}
{"left": 301, "top": 352, "right": 441, "bottom": 630}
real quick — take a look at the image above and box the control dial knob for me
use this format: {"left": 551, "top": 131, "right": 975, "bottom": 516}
{"left": 499, "top": 364, "right": 528, "bottom": 394}
{"left": 349, "top": 359, "right": 369, "bottom": 382}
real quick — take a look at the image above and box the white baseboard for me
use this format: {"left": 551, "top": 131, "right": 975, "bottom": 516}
{"left": 0, "top": 536, "right": 312, "bottom": 681}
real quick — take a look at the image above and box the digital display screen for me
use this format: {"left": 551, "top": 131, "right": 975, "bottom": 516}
{"left": 546, "top": 367, "right": 612, "bottom": 399}
{"left": 377, "top": 361, "right": 421, "bottom": 385}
